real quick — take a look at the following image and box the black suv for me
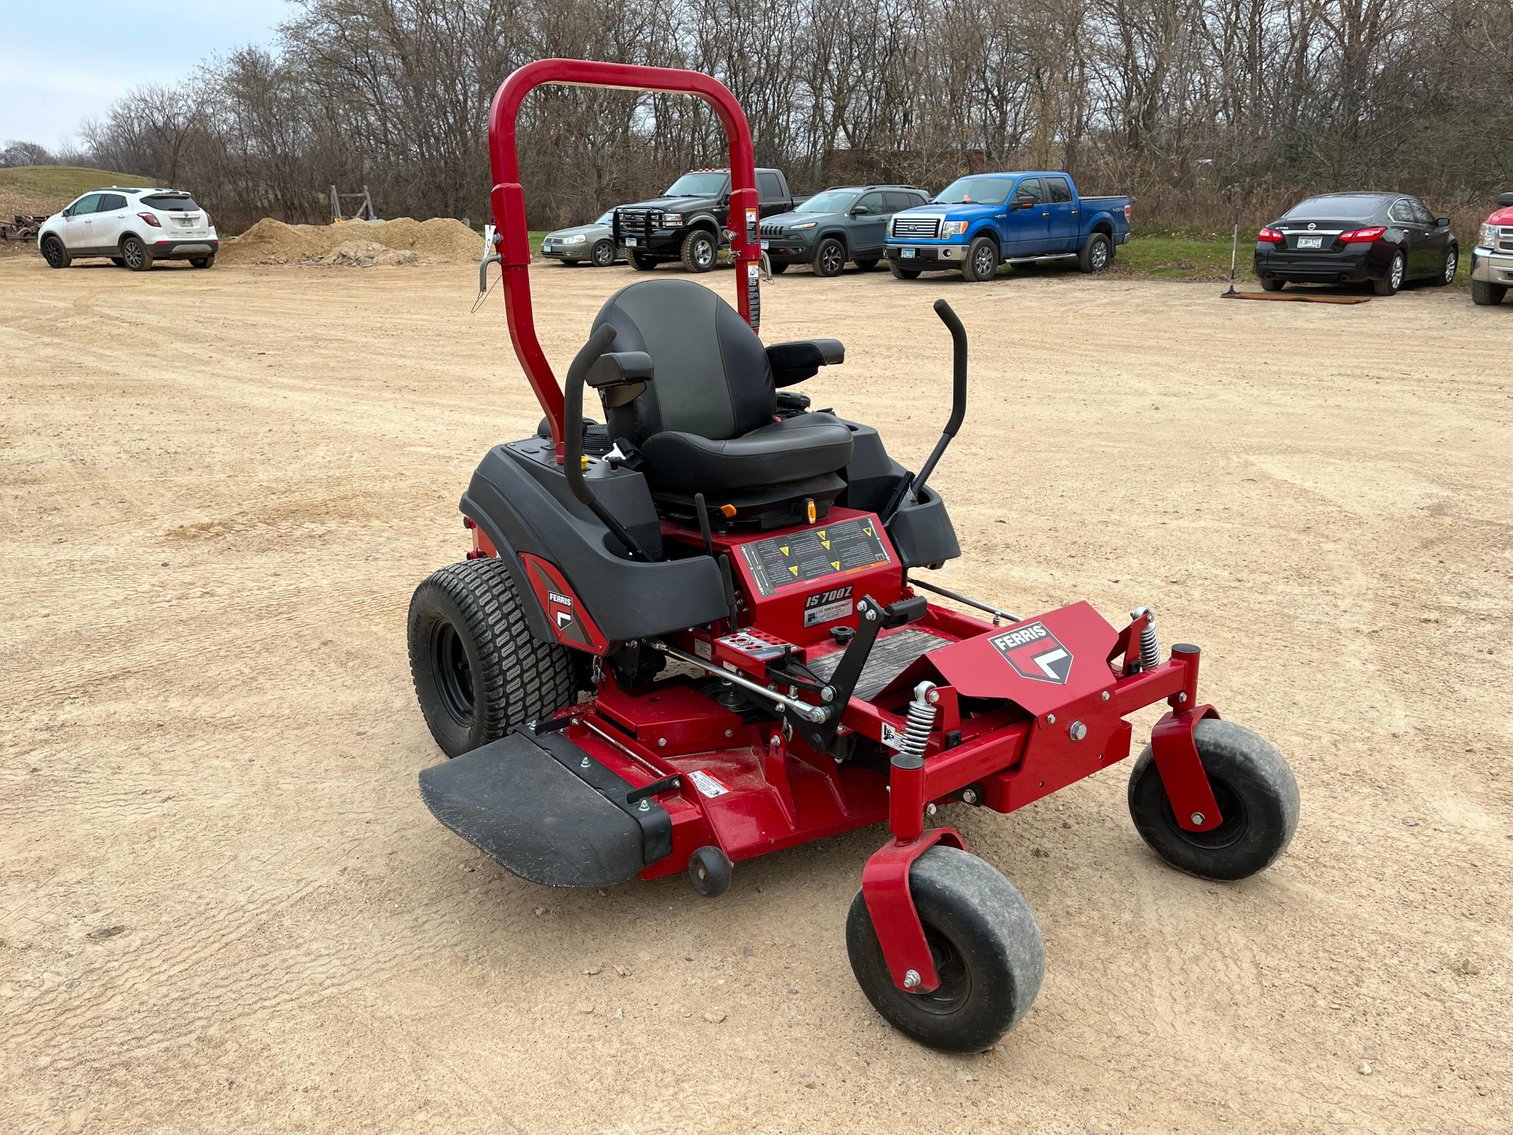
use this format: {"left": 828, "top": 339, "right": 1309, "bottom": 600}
{"left": 759, "top": 185, "right": 929, "bottom": 276}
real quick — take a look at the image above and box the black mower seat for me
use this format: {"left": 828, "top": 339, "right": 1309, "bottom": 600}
{"left": 590, "top": 280, "right": 852, "bottom": 503}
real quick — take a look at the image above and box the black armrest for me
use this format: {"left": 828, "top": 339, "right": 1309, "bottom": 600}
{"left": 586, "top": 350, "right": 653, "bottom": 408}
{"left": 765, "top": 338, "right": 845, "bottom": 388}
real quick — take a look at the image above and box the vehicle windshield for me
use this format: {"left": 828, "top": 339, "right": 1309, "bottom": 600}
{"left": 933, "top": 177, "right": 1014, "bottom": 205}
{"left": 795, "top": 189, "right": 859, "bottom": 214}
{"left": 662, "top": 172, "right": 728, "bottom": 197}
{"left": 1283, "top": 194, "right": 1388, "bottom": 221}
{"left": 141, "top": 193, "right": 202, "bottom": 212}
{"left": 595, "top": 212, "right": 613, "bottom": 225}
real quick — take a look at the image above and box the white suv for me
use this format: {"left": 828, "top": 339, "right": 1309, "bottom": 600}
{"left": 38, "top": 187, "right": 219, "bottom": 271}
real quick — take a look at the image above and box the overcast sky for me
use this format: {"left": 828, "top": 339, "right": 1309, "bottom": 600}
{"left": 1, "top": 1, "right": 293, "bottom": 150}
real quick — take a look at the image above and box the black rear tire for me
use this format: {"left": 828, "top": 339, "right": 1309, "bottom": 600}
{"left": 407, "top": 558, "right": 577, "bottom": 758}
{"left": 121, "top": 235, "right": 153, "bottom": 272}
{"left": 961, "top": 236, "right": 998, "bottom": 282}
{"left": 1127, "top": 718, "right": 1299, "bottom": 881}
{"left": 111, "top": 256, "right": 126, "bottom": 268}
{"left": 41, "top": 235, "right": 70, "bottom": 268}
{"left": 591, "top": 239, "right": 615, "bottom": 267}
{"left": 1471, "top": 279, "right": 1507, "bottom": 306}
{"left": 889, "top": 261, "right": 922, "bottom": 280}
{"left": 190, "top": 255, "right": 214, "bottom": 269}
{"left": 854, "top": 257, "right": 879, "bottom": 270}
{"left": 630, "top": 251, "right": 659, "bottom": 271}
{"left": 814, "top": 236, "right": 846, "bottom": 277}
{"left": 681, "top": 229, "right": 718, "bottom": 273}
{"left": 1079, "top": 232, "right": 1112, "bottom": 273}
{"left": 767, "top": 260, "right": 788, "bottom": 274}
{"left": 1259, "top": 276, "right": 1284, "bottom": 292}
{"left": 1374, "top": 251, "right": 1405, "bottom": 296}
{"left": 846, "top": 846, "right": 1044, "bottom": 1052}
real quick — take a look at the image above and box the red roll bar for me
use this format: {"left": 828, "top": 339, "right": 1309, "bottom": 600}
{"left": 487, "top": 59, "right": 763, "bottom": 455}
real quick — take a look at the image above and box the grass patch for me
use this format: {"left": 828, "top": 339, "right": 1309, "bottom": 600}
{"left": 0, "top": 165, "right": 153, "bottom": 216}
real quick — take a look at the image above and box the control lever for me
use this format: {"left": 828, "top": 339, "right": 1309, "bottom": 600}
{"left": 882, "top": 300, "right": 968, "bottom": 522}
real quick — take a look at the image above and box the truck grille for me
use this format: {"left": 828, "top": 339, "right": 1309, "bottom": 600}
{"left": 614, "top": 209, "right": 658, "bottom": 242}
{"left": 891, "top": 216, "right": 941, "bottom": 240}
{"left": 1497, "top": 226, "right": 1513, "bottom": 254}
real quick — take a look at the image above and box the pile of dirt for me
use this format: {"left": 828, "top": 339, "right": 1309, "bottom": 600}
{"left": 221, "top": 217, "right": 483, "bottom": 266}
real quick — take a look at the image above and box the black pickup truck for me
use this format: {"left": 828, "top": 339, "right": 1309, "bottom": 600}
{"left": 614, "top": 168, "right": 803, "bottom": 273}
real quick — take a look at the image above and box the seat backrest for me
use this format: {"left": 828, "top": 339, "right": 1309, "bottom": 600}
{"left": 590, "top": 280, "right": 775, "bottom": 446}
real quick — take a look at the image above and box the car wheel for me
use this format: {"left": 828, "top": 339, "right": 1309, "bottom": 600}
{"left": 120, "top": 235, "right": 153, "bottom": 272}
{"left": 40, "top": 235, "right": 71, "bottom": 268}
{"left": 889, "top": 261, "right": 922, "bottom": 280}
{"left": 1374, "top": 251, "right": 1405, "bottom": 296}
{"left": 1471, "top": 279, "right": 1507, "bottom": 306}
{"left": 1079, "top": 232, "right": 1112, "bottom": 273}
{"left": 190, "top": 255, "right": 215, "bottom": 269}
{"left": 680, "top": 229, "right": 717, "bottom": 273}
{"left": 1259, "top": 277, "right": 1284, "bottom": 292}
{"left": 1429, "top": 245, "right": 1456, "bottom": 287}
{"left": 814, "top": 236, "right": 846, "bottom": 277}
{"left": 630, "top": 251, "right": 659, "bottom": 271}
{"left": 854, "top": 258, "right": 879, "bottom": 271}
{"left": 591, "top": 239, "right": 615, "bottom": 267}
{"left": 961, "top": 236, "right": 998, "bottom": 282}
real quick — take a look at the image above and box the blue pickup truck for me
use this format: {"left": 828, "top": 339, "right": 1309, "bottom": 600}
{"left": 884, "top": 172, "right": 1132, "bottom": 282}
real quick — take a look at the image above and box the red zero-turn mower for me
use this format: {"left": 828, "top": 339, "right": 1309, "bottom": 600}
{"left": 407, "top": 59, "right": 1300, "bottom": 1052}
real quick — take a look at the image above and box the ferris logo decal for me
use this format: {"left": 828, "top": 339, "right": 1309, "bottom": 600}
{"left": 990, "top": 621, "right": 1073, "bottom": 684}
{"left": 547, "top": 590, "right": 574, "bottom": 629}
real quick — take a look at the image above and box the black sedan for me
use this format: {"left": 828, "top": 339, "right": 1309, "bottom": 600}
{"left": 1254, "top": 193, "right": 1458, "bottom": 296}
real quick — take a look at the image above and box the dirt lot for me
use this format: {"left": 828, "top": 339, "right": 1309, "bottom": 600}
{"left": 2, "top": 253, "right": 1509, "bottom": 1134}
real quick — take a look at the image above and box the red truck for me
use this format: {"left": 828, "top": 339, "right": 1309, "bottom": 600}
{"left": 1471, "top": 191, "right": 1513, "bottom": 306}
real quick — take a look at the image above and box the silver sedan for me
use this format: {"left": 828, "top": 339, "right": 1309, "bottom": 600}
{"left": 539, "top": 212, "right": 621, "bottom": 266}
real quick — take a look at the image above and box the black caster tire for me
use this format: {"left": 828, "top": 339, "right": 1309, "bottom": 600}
{"left": 1259, "top": 276, "right": 1284, "bottom": 292}
{"left": 407, "top": 558, "right": 577, "bottom": 758}
{"left": 889, "top": 261, "right": 922, "bottom": 280}
{"left": 591, "top": 239, "right": 615, "bottom": 267}
{"left": 813, "top": 236, "right": 846, "bottom": 277}
{"left": 1078, "top": 232, "right": 1112, "bottom": 273}
{"left": 846, "top": 846, "right": 1044, "bottom": 1052}
{"left": 121, "top": 235, "right": 153, "bottom": 271}
{"left": 688, "top": 846, "right": 732, "bottom": 897}
{"left": 1373, "top": 252, "right": 1405, "bottom": 295}
{"left": 41, "top": 236, "right": 71, "bottom": 268}
{"left": 1128, "top": 718, "right": 1299, "bottom": 881}
{"left": 680, "top": 229, "right": 717, "bottom": 273}
{"left": 961, "top": 236, "right": 998, "bottom": 282}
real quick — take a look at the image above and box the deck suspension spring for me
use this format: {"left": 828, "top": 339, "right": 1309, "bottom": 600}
{"left": 896, "top": 682, "right": 939, "bottom": 765}
{"left": 1131, "top": 606, "right": 1161, "bottom": 672}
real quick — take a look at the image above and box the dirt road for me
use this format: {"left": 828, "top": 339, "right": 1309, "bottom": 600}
{"left": 2, "top": 255, "right": 1509, "bottom": 1133}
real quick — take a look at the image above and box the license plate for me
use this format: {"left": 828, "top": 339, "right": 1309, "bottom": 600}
{"left": 542, "top": 242, "right": 554, "bottom": 250}
{"left": 177, "top": 217, "right": 194, "bottom": 225}
{"left": 901, "top": 247, "right": 916, "bottom": 259}
{"left": 624, "top": 237, "right": 637, "bottom": 247}
{"left": 760, "top": 240, "right": 769, "bottom": 250}
{"left": 1296, "top": 235, "right": 1323, "bottom": 249}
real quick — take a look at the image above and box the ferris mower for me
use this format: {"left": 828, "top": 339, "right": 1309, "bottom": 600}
{"left": 406, "top": 59, "right": 1300, "bottom": 1052}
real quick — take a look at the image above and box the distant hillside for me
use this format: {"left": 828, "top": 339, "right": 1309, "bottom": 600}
{"left": 0, "top": 165, "right": 155, "bottom": 217}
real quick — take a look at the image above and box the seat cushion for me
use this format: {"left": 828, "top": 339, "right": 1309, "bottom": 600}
{"left": 640, "top": 413, "right": 854, "bottom": 493}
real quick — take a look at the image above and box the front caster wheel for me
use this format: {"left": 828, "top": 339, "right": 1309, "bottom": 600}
{"left": 846, "top": 847, "right": 1044, "bottom": 1052}
{"left": 1128, "top": 718, "right": 1299, "bottom": 881}
{"left": 687, "top": 846, "right": 731, "bottom": 897}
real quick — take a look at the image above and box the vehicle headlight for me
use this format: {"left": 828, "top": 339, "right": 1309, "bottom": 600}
{"left": 1481, "top": 223, "right": 1497, "bottom": 248}
{"left": 790, "top": 221, "right": 816, "bottom": 231}
{"left": 940, "top": 220, "right": 969, "bottom": 238}
{"left": 564, "top": 233, "right": 587, "bottom": 244}
{"left": 661, "top": 213, "right": 684, "bottom": 227}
